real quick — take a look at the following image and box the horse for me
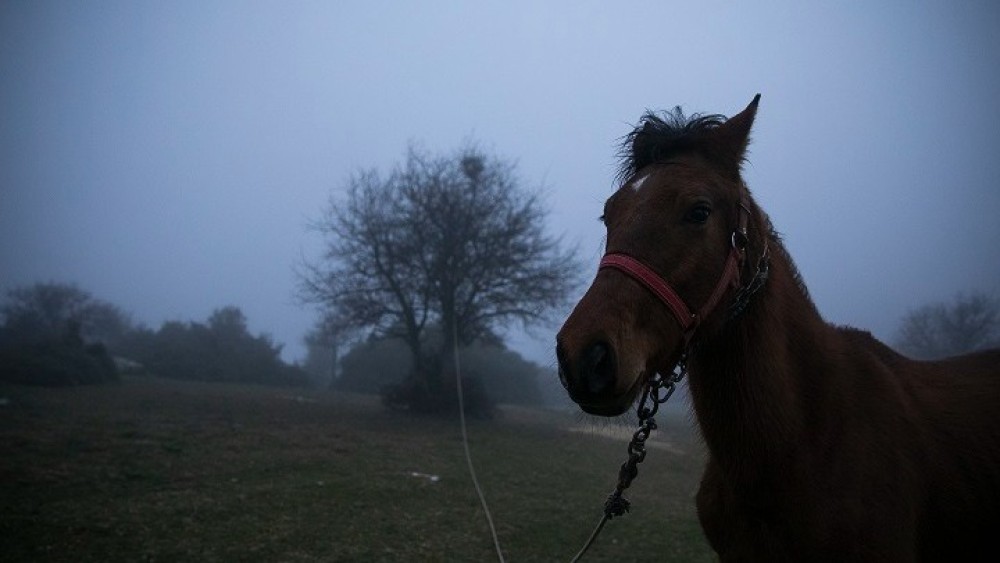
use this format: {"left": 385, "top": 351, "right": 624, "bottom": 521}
{"left": 555, "top": 95, "right": 1000, "bottom": 561}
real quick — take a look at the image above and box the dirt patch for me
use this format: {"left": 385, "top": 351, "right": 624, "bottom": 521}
{"left": 567, "top": 424, "right": 687, "bottom": 455}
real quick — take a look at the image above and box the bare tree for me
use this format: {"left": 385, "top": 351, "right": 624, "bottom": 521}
{"left": 299, "top": 163, "right": 433, "bottom": 383}
{"left": 895, "top": 292, "right": 1000, "bottom": 359}
{"left": 298, "top": 143, "right": 580, "bottom": 405}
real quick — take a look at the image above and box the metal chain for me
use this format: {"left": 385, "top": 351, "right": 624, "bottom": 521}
{"left": 570, "top": 355, "right": 688, "bottom": 562}
{"left": 727, "top": 242, "right": 770, "bottom": 320}
{"left": 605, "top": 355, "right": 686, "bottom": 518}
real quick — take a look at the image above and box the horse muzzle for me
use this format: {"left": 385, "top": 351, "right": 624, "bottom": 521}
{"left": 555, "top": 335, "right": 650, "bottom": 417}
{"left": 556, "top": 267, "right": 686, "bottom": 416}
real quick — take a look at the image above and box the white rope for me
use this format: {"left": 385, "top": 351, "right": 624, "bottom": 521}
{"left": 570, "top": 513, "right": 611, "bottom": 563}
{"left": 453, "top": 324, "right": 506, "bottom": 563}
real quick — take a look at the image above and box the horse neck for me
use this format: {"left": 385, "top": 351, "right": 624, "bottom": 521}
{"left": 686, "top": 238, "right": 826, "bottom": 475}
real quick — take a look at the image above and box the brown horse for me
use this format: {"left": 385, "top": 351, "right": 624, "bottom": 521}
{"left": 556, "top": 96, "right": 1000, "bottom": 561}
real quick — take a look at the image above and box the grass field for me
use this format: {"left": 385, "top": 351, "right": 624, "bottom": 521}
{"left": 0, "top": 376, "right": 714, "bottom": 562}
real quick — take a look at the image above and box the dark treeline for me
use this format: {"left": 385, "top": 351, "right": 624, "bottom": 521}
{"left": 0, "top": 282, "right": 307, "bottom": 387}
{"left": 121, "top": 306, "right": 308, "bottom": 387}
{"left": 0, "top": 281, "right": 561, "bottom": 407}
{"left": 4, "top": 282, "right": 993, "bottom": 397}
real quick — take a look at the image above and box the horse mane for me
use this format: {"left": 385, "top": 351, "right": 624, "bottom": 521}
{"left": 765, "top": 227, "right": 813, "bottom": 304}
{"left": 617, "top": 108, "right": 728, "bottom": 184}
{"left": 838, "top": 326, "right": 909, "bottom": 366}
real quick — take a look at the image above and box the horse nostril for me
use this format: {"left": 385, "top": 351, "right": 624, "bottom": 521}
{"left": 558, "top": 367, "right": 570, "bottom": 390}
{"left": 582, "top": 342, "right": 616, "bottom": 396}
{"left": 556, "top": 340, "right": 571, "bottom": 390}
{"left": 555, "top": 339, "right": 617, "bottom": 398}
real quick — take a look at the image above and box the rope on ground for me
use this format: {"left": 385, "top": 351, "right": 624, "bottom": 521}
{"left": 453, "top": 324, "right": 506, "bottom": 563}
{"left": 570, "top": 513, "right": 611, "bottom": 563}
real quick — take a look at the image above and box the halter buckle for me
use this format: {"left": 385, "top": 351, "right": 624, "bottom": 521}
{"left": 731, "top": 230, "right": 748, "bottom": 251}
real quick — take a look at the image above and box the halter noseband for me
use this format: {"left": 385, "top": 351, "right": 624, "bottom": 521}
{"left": 599, "top": 197, "right": 753, "bottom": 346}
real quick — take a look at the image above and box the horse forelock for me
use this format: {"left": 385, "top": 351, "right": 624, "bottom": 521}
{"left": 616, "top": 108, "right": 728, "bottom": 185}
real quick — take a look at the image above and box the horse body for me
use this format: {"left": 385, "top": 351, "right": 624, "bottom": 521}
{"left": 556, "top": 96, "right": 1000, "bottom": 561}
{"left": 691, "top": 246, "right": 1000, "bottom": 561}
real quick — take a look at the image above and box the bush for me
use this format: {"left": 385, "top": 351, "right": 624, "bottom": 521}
{"left": 380, "top": 374, "right": 496, "bottom": 419}
{"left": 337, "top": 336, "right": 546, "bottom": 407}
{"left": 0, "top": 341, "right": 118, "bottom": 387}
{"left": 337, "top": 337, "right": 411, "bottom": 393}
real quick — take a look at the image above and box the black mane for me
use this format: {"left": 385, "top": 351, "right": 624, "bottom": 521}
{"left": 617, "top": 108, "right": 728, "bottom": 184}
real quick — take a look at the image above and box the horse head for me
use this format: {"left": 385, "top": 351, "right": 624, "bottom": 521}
{"left": 556, "top": 95, "right": 764, "bottom": 416}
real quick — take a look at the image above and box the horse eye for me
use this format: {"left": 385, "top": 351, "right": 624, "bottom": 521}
{"left": 686, "top": 205, "right": 711, "bottom": 224}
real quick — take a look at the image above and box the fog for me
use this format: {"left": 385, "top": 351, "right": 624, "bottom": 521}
{"left": 3, "top": 1, "right": 999, "bottom": 365}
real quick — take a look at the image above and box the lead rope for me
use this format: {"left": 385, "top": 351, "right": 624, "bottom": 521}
{"left": 570, "top": 355, "right": 688, "bottom": 563}
{"left": 453, "top": 324, "right": 506, "bottom": 563}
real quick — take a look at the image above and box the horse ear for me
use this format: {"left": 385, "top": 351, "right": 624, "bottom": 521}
{"left": 713, "top": 94, "right": 760, "bottom": 172}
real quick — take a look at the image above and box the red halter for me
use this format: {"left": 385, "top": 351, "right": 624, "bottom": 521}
{"left": 599, "top": 199, "right": 751, "bottom": 344}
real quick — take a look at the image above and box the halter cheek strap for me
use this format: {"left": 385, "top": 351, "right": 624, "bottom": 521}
{"left": 598, "top": 199, "right": 750, "bottom": 344}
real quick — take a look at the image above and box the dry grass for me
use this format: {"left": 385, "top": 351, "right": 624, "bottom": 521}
{"left": 0, "top": 377, "right": 714, "bottom": 562}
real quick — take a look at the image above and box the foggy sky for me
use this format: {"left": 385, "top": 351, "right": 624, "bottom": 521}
{"left": 2, "top": 1, "right": 999, "bottom": 365}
